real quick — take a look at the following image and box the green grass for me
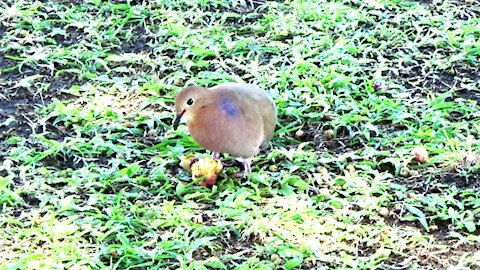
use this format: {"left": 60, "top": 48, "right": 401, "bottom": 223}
{"left": 1, "top": 0, "right": 480, "bottom": 269}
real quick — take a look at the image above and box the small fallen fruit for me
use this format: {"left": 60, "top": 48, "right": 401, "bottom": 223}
{"left": 191, "top": 157, "right": 223, "bottom": 187}
{"left": 411, "top": 146, "right": 428, "bottom": 163}
{"left": 295, "top": 129, "right": 305, "bottom": 138}
{"left": 33, "top": 214, "right": 43, "bottom": 226}
{"left": 109, "top": 249, "right": 119, "bottom": 257}
{"left": 180, "top": 154, "right": 199, "bottom": 172}
{"left": 318, "top": 187, "right": 330, "bottom": 195}
{"left": 407, "top": 192, "right": 420, "bottom": 199}
{"left": 316, "top": 166, "right": 327, "bottom": 173}
{"left": 180, "top": 154, "right": 222, "bottom": 188}
{"left": 125, "top": 121, "right": 134, "bottom": 128}
{"left": 400, "top": 166, "right": 411, "bottom": 177}
{"left": 379, "top": 207, "right": 389, "bottom": 217}
{"left": 269, "top": 165, "right": 278, "bottom": 172}
{"left": 147, "top": 129, "right": 156, "bottom": 137}
{"left": 324, "top": 129, "right": 334, "bottom": 140}
{"left": 2, "top": 159, "right": 13, "bottom": 170}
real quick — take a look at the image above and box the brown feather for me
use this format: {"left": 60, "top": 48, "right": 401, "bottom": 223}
{"left": 174, "top": 83, "right": 277, "bottom": 159}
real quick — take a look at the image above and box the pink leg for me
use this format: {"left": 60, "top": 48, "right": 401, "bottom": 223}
{"left": 242, "top": 159, "right": 252, "bottom": 174}
{"left": 211, "top": 152, "right": 220, "bottom": 160}
{"left": 234, "top": 158, "right": 252, "bottom": 178}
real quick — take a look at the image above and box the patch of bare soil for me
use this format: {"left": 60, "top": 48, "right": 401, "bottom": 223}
{"left": 389, "top": 172, "right": 480, "bottom": 235}
{"left": 404, "top": 172, "right": 480, "bottom": 192}
{"left": 0, "top": 71, "right": 75, "bottom": 138}
{"left": 192, "top": 234, "right": 258, "bottom": 263}
{"left": 396, "top": 64, "right": 480, "bottom": 102}
{"left": 384, "top": 239, "right": 478, "bottom": 269}
{"left": 408, "top": 0, "right": 480, "bottom": 19}
{"left": 0, "top": 45, "right": 78, "bottom": 187}
{"left": 122, "top": 26, "right": 149, "bottom": 54}
{"left": 409, "top": 0, "right": 432, "bottom": 4}
{"left": 376, "top": 213, "right": 480, "bottom": 269}
{"left": 287, "top": 116, "right": 365, "bottom": 154}
{"left": 0, "top": 89, "right": 35, "bottom": 138}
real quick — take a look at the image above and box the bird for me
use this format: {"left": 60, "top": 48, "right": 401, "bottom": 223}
{"left": 173, "top": 82, "right": 277, "bottom": 174}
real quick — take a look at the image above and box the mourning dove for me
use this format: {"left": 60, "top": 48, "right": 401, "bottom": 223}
{"left": 173, "top": 83, "right": 277, "bottom": 174}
